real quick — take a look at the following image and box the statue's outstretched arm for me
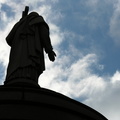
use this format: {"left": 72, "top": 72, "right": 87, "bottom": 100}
{"left": 39, "top": 24, "right": 56, "bottom": 61}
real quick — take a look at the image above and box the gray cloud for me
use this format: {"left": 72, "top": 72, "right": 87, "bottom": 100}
{"left": 84, "top": 73, "right": 120, "bottom": 120}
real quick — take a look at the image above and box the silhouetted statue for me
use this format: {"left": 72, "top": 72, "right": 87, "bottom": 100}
{"left": 4, "top": 6, "right": 56, "bottom": 86}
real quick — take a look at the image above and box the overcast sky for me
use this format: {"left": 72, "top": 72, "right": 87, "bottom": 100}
{"left": 0, "top": 0, "right": 120, "bottom": 120}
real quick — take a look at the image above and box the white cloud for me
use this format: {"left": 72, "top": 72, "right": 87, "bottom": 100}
{"left": 0, "top": 0, "right": 6, "bottom": 4}
{"left": 111, "top": 70, "right": 120, "bottom": 83}
{"left": 50, "top": 23, "right": 64, "bottom": 47}
{"left": 81, "top": 70, "right": 120, "bottom": 120}
{"left": 84, "top": 74, "right": 120, "bottom": 120}
{"left": 40, "top": 49, "right": 120, "bottom": 120}
{"left": 39, "top": 53, "right": 104, "bottom": 97}
{"left": 1, "top": 11, "right": 7, "bottom": 21}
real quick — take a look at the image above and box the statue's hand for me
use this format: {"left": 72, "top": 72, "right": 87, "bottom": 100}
{"left": 48, "top": 51, "right": 56, "bottom": 62}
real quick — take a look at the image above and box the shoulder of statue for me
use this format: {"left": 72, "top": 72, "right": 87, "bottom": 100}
{"left": 29, "top": 15, "right": 45, "bottom": 25}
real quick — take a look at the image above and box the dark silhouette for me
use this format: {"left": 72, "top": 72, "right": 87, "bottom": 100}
{"left": 0, "top": 7, "right": 108, "bottom": 120}
{"left": 4, "top": 6, "right": 56, "bottom": 86}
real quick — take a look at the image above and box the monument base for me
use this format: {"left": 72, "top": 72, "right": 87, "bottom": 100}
{"left": 0, "top": 85, "right": 107, "bottom": 120}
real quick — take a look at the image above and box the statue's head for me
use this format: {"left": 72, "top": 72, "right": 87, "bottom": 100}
{"left": 29, "top": 12, "right": 39, "bottom": 16}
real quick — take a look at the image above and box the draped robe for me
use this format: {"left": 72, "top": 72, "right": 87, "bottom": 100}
{"left": 5, "top": 12, "right": 53, "bottom": 84}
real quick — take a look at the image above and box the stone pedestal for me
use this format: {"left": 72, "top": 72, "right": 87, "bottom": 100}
{"left": 0, "top": 85, "right": 108, "bottom": 120}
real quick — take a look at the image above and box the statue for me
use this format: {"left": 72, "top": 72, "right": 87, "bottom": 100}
{"left": 4, "top": 6, "right": 56, "bottom": 87}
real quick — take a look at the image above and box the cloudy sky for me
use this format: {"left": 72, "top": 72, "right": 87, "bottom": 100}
{"left": 0, "top": 0, "right": 120, "bottom": 119}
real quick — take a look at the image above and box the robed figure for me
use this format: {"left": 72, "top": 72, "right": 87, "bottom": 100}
{"left": 4, "top": 7, "right": 56, "bottom": 86}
